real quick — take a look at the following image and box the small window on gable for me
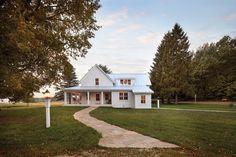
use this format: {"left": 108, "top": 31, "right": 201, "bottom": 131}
{"left": 141, "top": 95, "right": 146, "bottom": 104}
{"left": 95, "top": 78, "right": 99, "bottom": 85}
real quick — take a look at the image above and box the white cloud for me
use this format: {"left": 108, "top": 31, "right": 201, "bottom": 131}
{"left": 116, "top": 23, "right": 142, "bottom": 33}
{"left": 224, "top": 12, "right": 236, "bottom": 21}
{"left": 98, "top": 8, "right": 128, "bottom": 27}
{"left": 137, "top": 32, "right": 159, "bottom": 45}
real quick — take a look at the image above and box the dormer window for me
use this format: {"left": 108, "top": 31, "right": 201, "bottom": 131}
{"left": 120, "top": 79, "right": 131, "bottom": 85}
{"left": 128, "top": 79, "right": 131, "bottom": 85}
{"left": 95, "top": 78, "right": 99, "bottom": 85}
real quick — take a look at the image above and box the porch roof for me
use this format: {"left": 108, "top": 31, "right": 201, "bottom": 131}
{"left": 64, "top": 86, "right": 133, "bottom": 92}
{"left": 132, "top": 86, "right": 154, "bottom": 94}
{"left": 64, "top": 86, "right": 153, "bottom": 94}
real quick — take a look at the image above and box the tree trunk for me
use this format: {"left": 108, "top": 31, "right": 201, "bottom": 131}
{"left": 161, "top": 98, "right": 165, "bottom": 104}
{"left": 175, "top": 94, "right": 178, "bottom": 104}
{"left": 167, "top": 98, "right": 170, "bottom": 104}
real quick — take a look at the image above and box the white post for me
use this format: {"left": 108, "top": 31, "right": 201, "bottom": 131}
{"left": 71, "top": 93, "right": 73, "bottom": 104}
{"left": 45, "top": 99, "right": 51, "bottom": 128}
{"left": 64, "top": 92, "right": 67, "bottom": 105}
{"left": 87, "top": 91, "right": 90, "bottom": 105}
{"left": 194, "top": 94, "right": 197, "bottom": 104}
{"left": 157, "top": 99, "right": 160, "bottom": 109}
{"left": 101, "top": 92, "right": 104, "bottom": 104}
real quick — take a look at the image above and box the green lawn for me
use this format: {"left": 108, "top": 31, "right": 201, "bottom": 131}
{"left": 1, "top": 105, "right": 236, "bottom": 157}
{"left": 154, "top": 103, "right": 236, "bottom": 111}
{"left": 91, "top": 107, "right": 236, "bottom": 157}
{"left": 0, "top": 106, "right": 100, "bottom": 157}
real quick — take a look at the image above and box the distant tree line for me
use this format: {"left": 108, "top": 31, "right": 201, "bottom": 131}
{"left": 150, "top": 23, "right": 236, "bottom": 103}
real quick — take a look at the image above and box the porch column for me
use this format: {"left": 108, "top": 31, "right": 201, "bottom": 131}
{"left": 64, "top": 92, "right": 67, "bottom": 105}
{"left": 87, "top": 91, "right": 90, "bottom": 105}
{"left": 101, "top": 92, "right": 104, "bottom": 104}
{"left": 71, "top": 93, "right": 73, "bottom": 104}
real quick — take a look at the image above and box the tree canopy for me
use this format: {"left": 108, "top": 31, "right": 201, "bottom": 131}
{"left": 0, "top": 0, "right": 100, "bottom": 101}
{"left": 191, "top": 36, "right": 236, "bottom": 100}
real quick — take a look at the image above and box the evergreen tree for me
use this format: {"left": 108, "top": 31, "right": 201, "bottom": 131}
{"left": 98, "top": 64, "right": 112, "bottom": 74}
{"left": 54, "top": 62, "right": 78, "bottom": 101}
{"left": 150, "top": 23, "right": 192, "bottom": 103}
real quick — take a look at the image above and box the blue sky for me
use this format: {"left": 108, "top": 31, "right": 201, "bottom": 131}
{"left": 72, "top": 0, "right": 236, "bottom": 79}
{"left": 35, "top": 0, "right": 236, "bottom": 97}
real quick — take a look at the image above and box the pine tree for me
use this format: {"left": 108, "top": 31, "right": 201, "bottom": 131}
{"left": 54, "top": 62, "right": 78, "bottom": 100}
{"left": 98, "top": 64, "right": 112, "bottom": 74}
{"left": 150, "top": 23, "right": 192, "bottom": 104}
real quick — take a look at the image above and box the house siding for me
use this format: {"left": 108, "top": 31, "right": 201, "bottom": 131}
{"left": 134, "top": 94, "right": 152, "bottom": 109}
{"left": 111, "top": 91, "right": 134, "bottom": 108}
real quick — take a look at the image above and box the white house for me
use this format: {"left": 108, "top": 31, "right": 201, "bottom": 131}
{"left": 64, "top": 64, "right": 153, "bottom": 109}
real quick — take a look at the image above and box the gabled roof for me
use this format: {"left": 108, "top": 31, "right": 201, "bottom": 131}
{"left": 80, "top": 64, "right": 114, "bottom": 84}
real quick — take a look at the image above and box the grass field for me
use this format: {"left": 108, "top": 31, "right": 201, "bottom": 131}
{"left": 0, "top": 106, "right": 100, "bottom": 157}
{"left": 158, "top": 103, "right": 236, "bottom": 111}
{"left": 91, "top": 107, "right": 236, "bottom": 157}
{"left": 0, "top": 101, "right": 62, "bottom": 108}
{"left": 0, "top": 106, "right": 208, "bottom": 157}
{"left": 1, "top": 103, "right": 236, "bottom": 157}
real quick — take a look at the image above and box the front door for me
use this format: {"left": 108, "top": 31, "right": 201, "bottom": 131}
{"left": 95, "top": 93, "right": 100, "bottom": 104}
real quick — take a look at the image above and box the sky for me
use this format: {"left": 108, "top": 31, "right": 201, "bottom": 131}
{"left": 35, "top": 0, "right": 236, "bottom": 97}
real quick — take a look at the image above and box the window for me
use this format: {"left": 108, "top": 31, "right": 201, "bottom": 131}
{"left": 105, "top": 93, "right": 109, "bottom": 100}
{"left": 96, "top": 94, "right": 100, "bottom": 101}
{"left": 141, "top": 95, "right": 146, "bottom": 104}
{"left": 124, "top": 93, "right": 128, "bottom": 100}
{"left": 128, "top": 79, "right": 131, "bottom": 85}
{"left": 119, "top": 92, "right": 123, "bottom": 100}
{"left": 119, "top": 92, "right": 128, "bottom": 100}
{"left": 120, "top": 79, "right": 131, "bottom": 85}
{"left": 95, "top": 78, "right": 99, "bottom": 85}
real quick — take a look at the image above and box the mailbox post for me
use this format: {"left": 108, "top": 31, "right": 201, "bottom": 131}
{"left": 44, "top": 90, "right": 51, "bottom": 128}
{"left": 157, "top": 97, "right": 160, "bottom": 109}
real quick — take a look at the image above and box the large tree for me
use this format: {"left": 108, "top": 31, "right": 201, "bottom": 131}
{"left": 0, "top": 0, "right": 100, "bottom": 101}
{"left": 150, "top": 23, "right": 192, "bottom": 103}
{"left": 191, "top": 36, "right": 236, "bottom": 100}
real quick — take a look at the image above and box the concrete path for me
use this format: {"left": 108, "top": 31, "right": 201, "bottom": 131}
{"left": 73, "top": 107, "right": 178, "bottom": 148}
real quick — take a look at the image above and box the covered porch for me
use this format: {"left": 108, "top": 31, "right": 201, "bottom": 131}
{"left": 64, "top": 91, "right": 112, "bottom": 106}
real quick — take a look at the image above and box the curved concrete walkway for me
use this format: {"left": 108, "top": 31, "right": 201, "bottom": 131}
{"left": 73, "top": 107, "right": 178, "bottom": 148}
